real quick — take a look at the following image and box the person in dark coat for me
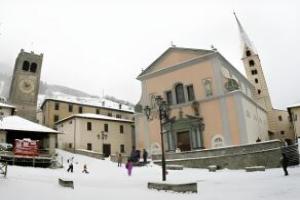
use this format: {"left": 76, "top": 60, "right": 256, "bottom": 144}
{"left": 143, "top": 149, "right": 148, "bottom": 164}
{"left": 67, "top": 157, "right": 74, "bottom": 173}
{"left": 281, "top": 153, "right": 289, "bottom": 176}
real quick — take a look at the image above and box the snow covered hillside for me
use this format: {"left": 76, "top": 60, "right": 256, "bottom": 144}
{"left": 0, "top": 150, "right": 299, "bottom": 200}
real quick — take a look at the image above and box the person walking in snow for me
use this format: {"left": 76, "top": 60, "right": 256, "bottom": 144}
{"left": 125, "top": 159, "right": 133, "bottom": 176}
{"left": 117, "top": 153, "right": 122, "bottom": 167}
{"left": 67, "top": 157, "right": 74, "bottom": 173}
{"left": 82, "top": 164, "right": 89, "bottom": 174}
{"left": 143, "top": 149, "right": 148, "bottom": 164}
{"left": 281, "top": 153, "right": 289, "bottom": 176}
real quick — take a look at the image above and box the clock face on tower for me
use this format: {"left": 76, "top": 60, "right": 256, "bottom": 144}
{"left": 18, "top": 78, "right": 35, "bottom": 94}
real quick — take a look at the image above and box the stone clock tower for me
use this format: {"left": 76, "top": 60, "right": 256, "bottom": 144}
{"left": 8, "top": 49, "right": 43, "bottom": 122}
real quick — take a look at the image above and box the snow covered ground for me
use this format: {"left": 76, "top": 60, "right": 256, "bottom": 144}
{"left": 1, "top": 149, "right": 299, "bottom": 200}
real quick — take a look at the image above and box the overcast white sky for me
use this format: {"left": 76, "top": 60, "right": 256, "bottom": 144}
{"left": 0, "top": 0, "right": 299, "bottom": 109}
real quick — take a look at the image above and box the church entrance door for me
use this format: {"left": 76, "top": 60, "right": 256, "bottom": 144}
{"left": 176, "top": 131, "right": 191, "bottom": 151}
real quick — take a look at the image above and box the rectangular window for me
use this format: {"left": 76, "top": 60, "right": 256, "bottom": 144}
{"left": 116, "top": 114, "right": 122, "bottom": 118}
{"left": 104, "top": 124, "right": 109, "bottom": 132}
{"left": 69, "top": 143, "right": 72, "bottom": 148}
{"left": 87, "top": 122, "right": 92, "bottom": 131}
{"left": 69, "top": 104, "right": 73, "bottom": 112}
{"left": 54, "top": 102, "right": 59, "bottom": 110}
{"left": 96, "top": 109, "right": 100, "bottom": 114}
{"left": 79, "top": 106, "right": 83, "bottom": 113}
{"left": 166, "top": 91, "right": 173, "bottom": 105}
{"left": 107, "top": 112, "right": 112, "bottom": 117}
{"left": 278, "top": 116, "right": 282, "bottom": 121}
{"left": 120, "top": 125, "right": 124, "bottom": 133}
{"left": 120, "top": 144, "right": 125, "bottom": 153}
{"left": 54, "top": 115, "right": 59, "bottom": 122}
{"left": 87, "top": 143, "right": 92, "bottom": 151}
{"left": 187, "top": 85, "right": 195, "bottom": 101}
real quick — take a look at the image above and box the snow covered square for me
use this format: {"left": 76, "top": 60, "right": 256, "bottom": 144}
{"left": 1, "top": 150, "right": 299, "bottom": 200}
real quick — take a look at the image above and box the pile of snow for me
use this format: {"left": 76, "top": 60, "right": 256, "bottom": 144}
{"left": 0, "top": 149, "right": 299, "bottom": 200}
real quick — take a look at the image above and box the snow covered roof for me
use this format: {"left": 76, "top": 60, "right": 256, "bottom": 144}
{"left": 40, "top": 96, "right": 134, "bottom": 113}
{"left": 287, "top": 102, "right": 300, "bottom": 109}
{"left": 56, "top": 113, "right": 134, "bottom": 124}
{"left": 0, "top": 116, "right": 59, "bottom": 134}
{"left": 0, "top": 102, "right": 15, "bottom": 109}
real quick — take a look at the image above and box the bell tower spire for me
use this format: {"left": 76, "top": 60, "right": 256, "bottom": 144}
{"left": 234, "top": 12, "right": 277, "bottom": 131}
{"left": 234, "top": 12, "right": 257, "bottom": 57}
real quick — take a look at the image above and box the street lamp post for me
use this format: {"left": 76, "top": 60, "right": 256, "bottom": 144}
{"left": 144, "top": 95, "right": 169, "bottom": 181}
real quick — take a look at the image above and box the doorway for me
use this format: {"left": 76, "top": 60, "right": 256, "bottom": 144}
{"left": 102, "top": 144, "right": 111, "bottom": 157}
{"left": 176, "top": 131, "right": 191, "bottom": 151}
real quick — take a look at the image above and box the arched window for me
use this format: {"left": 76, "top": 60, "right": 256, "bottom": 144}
{"left": 203, "top": 79, "right": 213, "bottom": 97}
{"left": 22, "top": 61, "right": 30, "bottom": 71}
{"left": 212, "top": 135, "right": 224, "bottom": 148}
{"left": 175, "top": 83, "right": 185, "bottom": 104}
{"left": 30, "top": 63, "right": 37, "bottom": 73}
{"left": 258, "top": 89, "right": 261, "bottom": 94}
{"left": 249, "top": 60, "right": 255, "bottom": 66}
{"left": 246, "top": 50, "right": 251, "bottom": 57}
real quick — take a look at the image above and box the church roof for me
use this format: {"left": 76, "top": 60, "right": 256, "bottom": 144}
{"left": 0, "top": 115, "right": 59, "bottom": 134}
{"left": 137, "top": 46, "right": 215, "bottom": 78}
{"left": 234, "top": 12, "right": 257, "bottom": 54}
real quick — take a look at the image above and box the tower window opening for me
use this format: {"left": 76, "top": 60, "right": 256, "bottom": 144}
{"left": 246, "top": 50, "right": 251, "bottom": 57}
{"left": 251, "top": 69, "right": 258, "bottom": 75}
{"left": 249, "top": 60, "right": 255, "bottom": 66}
{"left": 258, "top": 89, "right": 261, "bottom": 94}
{"left": 278, "top": 116, "right": 282, "bottom": 121}
{"left": 255, "top": 78, "right": 258, "bottom": 83}
{"left": 22, "top": 61, "right": 30, "bottom": 71}
{"left": 30, "top": 63, "right": 37, "bottom": 73}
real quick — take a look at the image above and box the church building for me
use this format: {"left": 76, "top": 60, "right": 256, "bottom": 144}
{"left": 134, "top": 14, "right": 296, "bottom": 154}
{"left": 134, "top": 46, "right": 268, "bottom": 153}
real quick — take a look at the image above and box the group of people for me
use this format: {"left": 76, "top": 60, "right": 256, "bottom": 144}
{"left": 66, "top": 157, "right": 89, "bottom": 174}
{"left": 117, "top": 148, "right": 148, "bottom": 176}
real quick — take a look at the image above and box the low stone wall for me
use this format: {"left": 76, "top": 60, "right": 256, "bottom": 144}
{"left": 148, "top": 182, "right": 197, "bottom": 193}
{"left": 152, "top": 140, "right": 284, "bottom": 169}
{"left": 63, "top": 148, "right": 104, "bottom": 160}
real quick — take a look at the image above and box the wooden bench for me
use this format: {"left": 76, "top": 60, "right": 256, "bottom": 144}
{"left": 208, "top": 165, "right": 217, "bottom": 172}
{"left": 245, "top": 166, "right": 265, "bottom": 172}
{"left": 58, "top": 178, "right": 74, "bottom": 189}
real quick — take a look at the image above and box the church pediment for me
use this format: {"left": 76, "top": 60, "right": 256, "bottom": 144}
{"left": 138, "top": 47, "right": 214, "bottom": 78}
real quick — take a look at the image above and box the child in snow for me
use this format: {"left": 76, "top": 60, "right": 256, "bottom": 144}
{"left": 82, "top": 164, "right": 89, "bottom": 174}
{"left": 125, "top": 159, "right": 133, "bottom": 176}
